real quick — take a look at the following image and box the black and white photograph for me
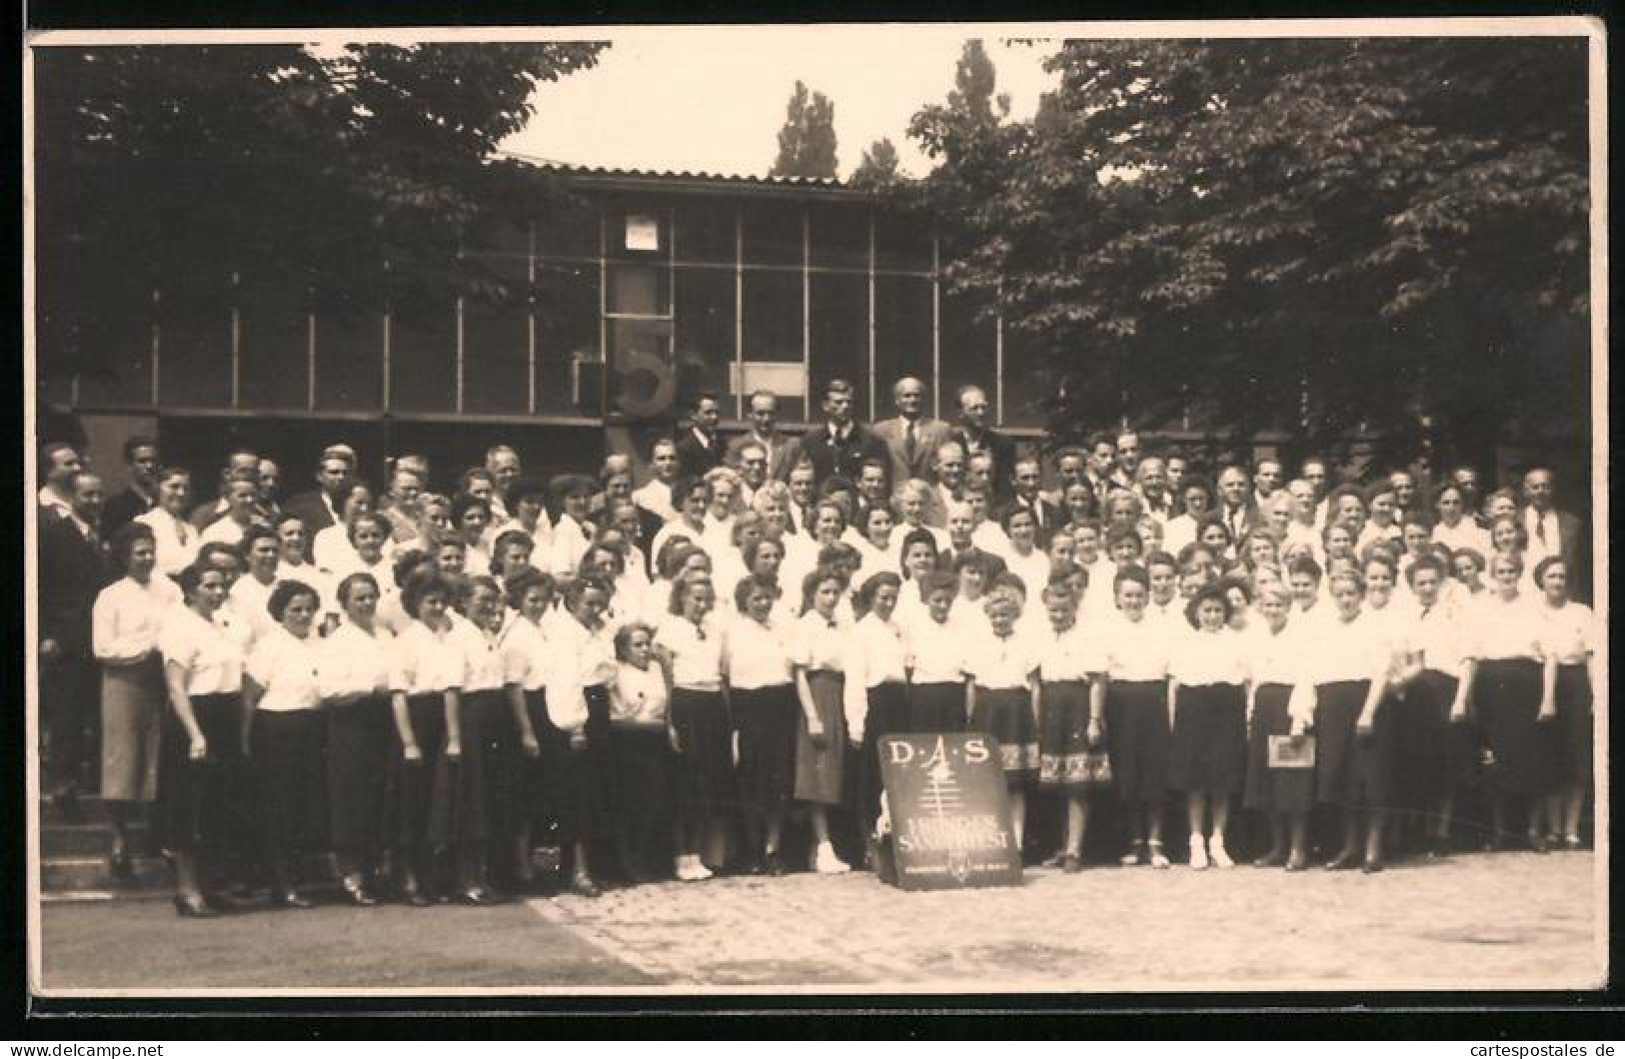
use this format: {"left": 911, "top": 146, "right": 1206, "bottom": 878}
{"left": 24, "top": 19, "right": 1607, "bottom": 997}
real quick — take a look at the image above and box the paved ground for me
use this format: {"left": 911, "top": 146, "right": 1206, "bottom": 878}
{"left": 37, "top": 851, "right": 1601, "bottom": 994}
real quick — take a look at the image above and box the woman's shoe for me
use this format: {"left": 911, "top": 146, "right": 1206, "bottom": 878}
{"left": 570, "top": 874, "right": 602, "bottom": 899}
{"left": 1208, "top": 839, "right": 1235, "bottom": 869}
{"left": 1529, "top": 832, "right": 1551, "bottom": 855}
{"left": 1562, "top": 834, "right": 1584, "bottom": 851}
{"left": 272, "top": 888, "right": 315, "bottom": 909}
{"left": 1119, "top": 840, "right": 1147, "bottom": 867}
{"left": 454, "top": 887, "right": 501, "bottom": 907}
{"left": 1061, "top": 853, "right": 1083, "bottom": 874}
{"left": 1252, "top": 849, "right": 1285, "bottom": 869}
{"left": 1362, "top": 857, "right": 1385, "bottom": 874}
{"left": 341, "top": 874, "right": 379, "bottom": 907}
{"left": 108, "top": 848, "right": 134, "bottom": 884}
{"left": 173, "top": 893, "right": 219, "bottom": 918}
{"left": 1148, "top": 841, "right": 1170, "bottom": 869}
{"left": 813, "top": 842, "right": 851, "bottom": 875}
{"left": 763, "top": 851, "right": 787, "bottom": 877}
{"left": 1325, "top": 851, "right": 1361, "bottom": 871}
{"left": 1284, "top": 851, "right": 1308, "bottom": 872}
{"left": 1188, "top": 838, "right": 1209, "bottom": 870}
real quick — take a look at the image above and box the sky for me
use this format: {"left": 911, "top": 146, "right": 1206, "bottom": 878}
{"left": 499, "top": 27, "right": 1059, "bottom": 179}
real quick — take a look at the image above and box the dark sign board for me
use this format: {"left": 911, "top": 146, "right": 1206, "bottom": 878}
{"left": 878, "top": 733, "right": 1024, "bottom": 890}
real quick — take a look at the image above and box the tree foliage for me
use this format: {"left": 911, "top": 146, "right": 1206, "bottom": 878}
{"left": 907, "top": 38, "right": 1590, "bottom": 465}
{"left": 769, "top": 79, "right": 838, "bottom": 179}
{"left": 34, "top": 42, "right": 607, "bottom": 383}
{"left": 850, "top": 136, "right": 900, "bottom": 187}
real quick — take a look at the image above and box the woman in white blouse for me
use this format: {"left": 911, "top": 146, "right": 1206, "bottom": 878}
{"left": 1242, "top": 584, "right": 1313, "bottom": 871}
{"left": 242, "top": 579, "right": 327, "bottom": 908}
{"left": 93, "top": 523, "right": 180, "bottom": 881}
{"left": 1033, "top": 583, "right": 1108, "bottom": 872}
{"left": 844, "top": 572, "right": 908, "bottom": 845}
{"left": 1463, "top": 551, "right": 1558, "bottom": 851}
{"left": 607, "top": 620, "right": 674, "bottom": 884}
{"left": 319, "top": 572, "right": 396, "bottom": 906}
{"left": 964, "top": 587, "right": 1040, "bottom": 849}
{"left": 1167, "top": 584, "right": 1250, "bottom": 869}
{"left": 1430, "top": 482, "right": 1491, "bottom": 558}
{"left": 159, "top": 562, "right": 248, "bottom": 916}
{"left": 1307, "top": 570, "right": 1399, "bottom": 872}
{"left": 444, "top": 575, "right": 512, "bottom": 903}
{"left": 724, "top": 574, "right": 798, "bottom": 876}
{"left": 312, "top": 479, "right": 377, "bottom": 574}
{"left": 1101, "top": 566, "right": 1172, "bottom": 869}
{"left": 852, "top": 505, "right": 902, "bottom": 579}
{"left": 901, "top": 570, "right": 969, "bottom": 733}
{"left": 134, "top": 467, "right": 199, "bottom": 576}
{"left": 1534, "top": 556, "right": 1599, "bottom": 850}
{"left": 1001, "top": 508, "right": 1052, "bottom": 607}
{"left": 792, "top": 568, "right": 855, "bottom": 875}
{"left": 387, "top": 569, "right": 463, "bottom": 905}
{"left": 658, "top": 575, "right": 731, "bottom": 882}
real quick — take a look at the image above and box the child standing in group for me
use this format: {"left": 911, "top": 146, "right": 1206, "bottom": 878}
{"left": 901, "top": 570, "right": 969, "bottom": 733}
{"left": 658, "top": 576, "right": 732, "bottom": 881}
{"left": 1100, "top": 566, "right": 1172, "bottom": 869}
{"left": 1033, "top": 583, "right": 1109, "bottom": 872}
{"left": 1167, "top": 584, "right": 1250, "bottom": 869}
{"left": 607, "top": 621, "right": 674, "bottom": 883}
{"left": 723, "top": 574, "right": 799, "bottom": 875}
{"left": 964, "top": 587, "right": 1040, "bottom": 849}
{"left": 791, "top": 568, "right": 854, "bottom": 875}
{"left": 844, "top": 571, "right": 909, "bottom": 844}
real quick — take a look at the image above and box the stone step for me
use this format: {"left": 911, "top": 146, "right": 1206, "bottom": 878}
{"left": 41, "top": 822, "right": 153, "bottom": 858}
{"left": 39, "top": 794, "right": 111, "bottom": 826}
{"left": 41, "top": 855, "right": 171, "bottom": 893}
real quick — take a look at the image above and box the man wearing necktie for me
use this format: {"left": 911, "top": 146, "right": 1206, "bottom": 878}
{"left": 1522, "top": 466, "right": 1588, "bottom": 602}
{"left": 1216, "top": 465, "right": 1258, "bottom": 547}
{"left": 872, "top": 376, "right": 952, "bottom": 487}
{"left": 787, "top": 378, "right": 890, "bottom": 487}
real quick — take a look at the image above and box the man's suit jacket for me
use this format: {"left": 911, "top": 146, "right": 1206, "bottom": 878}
{"left": 283, "top": 490, "right": 338, "bottom": 538}
{"left": 1000, "top": 495, "right": 1067, "bottom": 547}
{"left": 724, "top": 430, "right": 798, "bottom": 482}
{"left": 675, "top": 429, "right": 725, "bottom": 480}
{"left": 951, "top": 426, "right": 1018, "bottom": 503}
{"left": 871, "top": 416, "right": 954, "bottom": 487}
{"left": 102, "top": 487, "right": 155, "bottom": 537}
{"left": 1527, "top": 505, "right": 1590, "bottom": 603}
{"left": 789, "top": 423, "right": 890, "bottom": 487}
{"left": 38, "top": 511, "right": 108, "bottom": 658}
{"left": 1215, "top": 502, "right": 1262, "bottom": 544}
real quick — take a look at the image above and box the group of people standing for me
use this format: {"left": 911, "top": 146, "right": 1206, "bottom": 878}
{"left": 35, "top": 374, "right": 1600, "bottom": 917}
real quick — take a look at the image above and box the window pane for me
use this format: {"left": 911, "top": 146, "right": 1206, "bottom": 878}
{"left": 742, "top": 202, "right": 802, "bottom": 267}
{"left": 875, "top": 211, "right": 932, "bottom": 274}
{"left": 464, "top": 223, "right": 533, "bottom": 414}
{"left": 808, "top": 272, "right": 868, "bottom": 421}
{"left": 607, "top": 318, "right": 675, "bottom": 418}
{"left": 389, "top": 310, "right": 456, "bottom": 413}
{"left": 674, "top": 266, "right": 736, "bottom": 408}
{"left": 874, "top": 275, "right": 933, "bottom": 412}
{"left": 741, "top": 270, "right": 802, "bottom": 364}
{"left": 535, "top": 259, "right": 599, "bottom": 417}
{"left": 238, "top": 278, "right": 309, "bottom": 411}
{"left": 313, "top": 306, "right": 384, "bottom": 412}
{"left": 940, "top": 286, "right": 997, "bottom": 426}
{"left": 675, "top": 202, "right": 736, "bottom": 265}
{"left": 607, "top": 263, "right": 670, "bottom": 316}
{"left": 606, "top": 205, "right": 670, "bottom": 264}
{"left": 534, "top": 198, "right": 599, "bottom": 262}
{"left": 808, "top": 201, "right": 869, "bottom": 271}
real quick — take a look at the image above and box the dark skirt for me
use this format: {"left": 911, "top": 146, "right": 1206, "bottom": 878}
{"left": 159, "top": 691, "right": 249, "bottom": 856}
{"left": 1169, "top": 682, "right": 1247, "bottom": 794}
{"left": 533, "top": 687, "right": 605, "bottom": 844}
{"left": 1315, "top": 680, "right": 1396, "bottom": 809}
{"left": 253, "top": 707, "right": 328, "bottom": 859}
{"left": 670, "top": 687, "right": 734, "bottom": 819}
{"left": 1038, "top": 679, "right": 1107, "bottom": 792}
{"left": 1400, "top": 670, "right": 1474, "bottom": 801}
{"left": 854, "top": 681, "right": 910, "bottom": 828}
{"left": 795, "top": 671, "right": 846, "bottom": 805}
{"left": 326, "top": 693, "right": 393, "bottom": 860}
{"left": 474, "top": 687, "right": 518, "bottom": 842}
{"left": 385, "top": 692, "right": 444, "bottom": 848}
{"left": 969, "top": 685, "right": 1038, "bottom": 789}
{"left": 1244, "top": 683, "right": 1314, "bottom": 813}
{"left": 427, "top": 689, "right": 493, "bottom": 845}
{"left": 1555, "top": 663, "right": 1593, "bottom": 785}
{"left": 608, "top": 725, "right": 673, "bottom": 826}
{"left": 1105, "top": 679, "right": 1170, "bottom": 804}
{"left": 732, "top": 684, "right": 798, "bottom": 819}
{"left": 907, "top": 680, "right": 966, "bottom": 733}
{"left": 1474, "top": 658, "right": 1555, "bottom": 798}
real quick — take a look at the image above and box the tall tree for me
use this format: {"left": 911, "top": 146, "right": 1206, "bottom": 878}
{"left": 849, "top": 137, "right": 900, "bottom": 187}
{"left": 908, "top": 38, "right": 1590, "bottom": 466}
{"left": 34, "top": 42, "right": 607, "bottom": 385}
{"left": 769, "top": 79, "right": 838, "bottom": 179}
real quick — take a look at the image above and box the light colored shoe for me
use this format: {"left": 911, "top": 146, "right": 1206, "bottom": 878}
{"left": 814, "top": 842, "right": 851, "bottom": 875}
{"left": 1119, "top": 841, "right": 1146, "bottom": 867}
{"left": 1209, "top": 836, "right": 1235, "bottom": 869}
{"left": 1188, "top": 837, "right": 1209, "bottom": 870}
{"left": 676, "top": 855, "right": 709, "bottom": 882}
{"left": 690, "top": 859, "right": 714, "bottom": 881}
{"left": 1148, "top": 840, "right": 1171, "bottom": 869}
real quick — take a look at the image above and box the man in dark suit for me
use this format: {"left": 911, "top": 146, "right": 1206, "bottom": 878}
{"left": 949, "top": 384, "right": 1017, "bottom": 506}
{"left": 38, "top": 470, "right": 110, "bottom": 817}
{"left": 789, "top": 378, "right": 890, "bottom": 487}
{"left": 940, "top": 498, "right": 1008, "bottom": 579}
{"left": 1522, "top": 466, "right": 1590, "bottom": 602}
{"left": 282, "top": 445, "right": 356, "bottom": 538}
{"left": 674, "top": 392, "right": 725, "bottom": 480}
{"left": 1215, "top": 464, "right": 1260, "bottom": 543}
{"left": 101, "top": 435, "right": 161, "bottom": 536}
{"left": 724, "top": 390, "right": 798, "bottom": 483}
{"left": 871, "top": 375, "right": 953, "bottom": 487}
{"left": 1002, "top": 455, "right": 1065, "bottom": 547}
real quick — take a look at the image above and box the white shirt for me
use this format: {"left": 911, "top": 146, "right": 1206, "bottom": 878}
{"left": 458, "top": 621, "right": 508, "bottom": 693}
{"left": 611, "top": 662, "right": 668, "bottom": 726}
{"left": 1034, "top": 623, "right": 1106, "bottom": 683}
{"left": 1540, "top": 600, "right": 1596, "bottom": 665}
{"left": 965, "top": 630, "right": 1036, "bottom": 691}
{"left": 200, "top": 517, "right": 253, "bottom": 548}
{"left": 389, "top": 620, "right": 467, "bottom": 695}
{"left": 723, "top": 616, "right": 794, "bottom": 690}
{"left": 134, "top": 509, "right": 199, "bottom": 576}
{"left": 1524, "top": 506, "right": 1563, "bottom": 567}
{"left": 1004, "top": 547, "right": 1052, "bottom": 601}
{"left": 1247, "top": 619, "right": 1308, "bottom": 686}
{"left": 852, "top": 535, "right": 902, "bottom": 578}
{"left": 38, "top": 487, "right": 73, "bottom": 521}
{"left": 229, "top": 575, "right": 280, "bottom": 646}
{"left": 160, "top": 605, "right": 245, "bottom": 695}
{"left": 542, "top": 615, "right": 617, "bottom": 731}
{"left": 1100, "top": 612, "right": 1170, "bottom": 682}
{"left": 93, "top": 576, "right": 181, "bottom": 665}
{"left": 500, "top": 615, "right": 548, "bottom": 693}
{"left": 246, "top": 626, "right": 323, "bottom": 713}
{"left": 1169, "top": 627, "right": 1249, "bottom": 686}
{"left": 650, "top": 517, "right": 708, "bottom": 572}
{"left": 843, "top": 612, "right": 908, "bottom": 739}
{"left": 1304, "top": 609, "right": 1397, "bottom": 684}
{"left": 903, "top": 610, "right": 971, "bottom": 684}
{"left": 1433, "top": 518, "right": 1492, "bottom": 558}
{"left": 656, "top": 613, "right": 725, "bottom": 691}
{"left": 789, "top": 610, "right": 849, "bottom": 673}
{"left": 547, "top": 514, "right": 597, "bottom": 580}
{"left": 318, "top": 621, "right": 395, "bottom": 700}
{"left": 632, "top": 480, "right": 679, "bottom": 523}
{"left": 1465, "top": 592, "right": 1547, "bottom": 663}
{"left": 1402, "top": 597, "right": 1468, "bottom": 680}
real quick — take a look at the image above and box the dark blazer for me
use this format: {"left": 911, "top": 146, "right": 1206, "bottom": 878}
{"left": 1527, "top": 506, "right": 1590, "bottom": 603}
{"left": 674, "top": 428, "right": 725, "bottom": 480}
{"left": 951, "top": 426, "right": 1018, "bottom": 503}
{"left": 1000, "top": 496, "right": 1067, "bottom": 547}
{"left": 790, "top": 423, "right": 891, "bottom": 487}
{"left": 283, "top": 490, "right": 337, "bottom": 538}
{"left": 38, "top": 511, "right": 109, "bottom": 658}
{"left": 101, "top": 487, "right": 156, "bottom": 537}
{"left": 724, "top": 430, "right": 798, "bottom": 483}
{"left": 631, "top": 504, "right": 668, "bottom": 576}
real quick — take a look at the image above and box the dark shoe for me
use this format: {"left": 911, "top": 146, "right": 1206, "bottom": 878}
{"left": 173, "top": 893, "right": 219, "bottom": 918}
{"left": 1284, "top": 852, "right": 1307, "bottom": 872}
{"left": 1061, "top": 853, "right": 1083, "bottom": 874}
{"left": 399, "top": 880, "right": 432, "bottom": 907}
{"left": 341, "top": 875, "right": 378, "bottom": 907}
{"left": 1252, "top": 850, "right": 1285, "bottom": 869}
{"left": 1362, "top": 858, "right": 1385, "bottom": 874}
{"left": 1325, "top": 851, "right": 1361, "bottom": 871}
{"left": 570, "top": 874, "right": 602, "bottom": 898}
{"left": 454, "top": 887, "right": 500, "bottom": 907}
{"left": 272, "top": 888, "right": 315, "bottom": 909}
{"left": 764, "top": 851, "right": 786, "bottom": 877}
{"left": 1041, "top": 850, "right": 1067, "bottom": 869}
{"left": 1529, "top": 833, "right": 1551, "bottom": 854}
{"left": 108, "top": 848, "right": 134, "bottom": 883}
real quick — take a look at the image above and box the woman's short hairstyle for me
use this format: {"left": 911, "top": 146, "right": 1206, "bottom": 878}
{"left": 667, "top": 571, "right": 714, "bottom": 616}
{"left": 1531, "top": 554, "right": 1567, "bottom": 587}
{"left": 742, "top": 535, "right": 785, "bottom": 569}
{"left": 491, "top": 528, "right": 534, "bottom": 557}
{"left": 952, "top": 549, "right": 995, "bottom": 580}
{"left": 401, "top": 568, "right": 455, "bottom": 620}
{"left": 669, "top": 475, "right": 708, "bottom": 510}
{"left": 335, "top": 572, "right": 379, "bottom": 607}
{"left": 1488, "top": 513, "right": 1530, "bottom": 552}
{"left": 1451, "top": 546, "right": 1487, "bottom": 573}
{"left": 267, "top": 579, "right": 320, "bottom": 622}
{"left": 564, "top": 575, "right": 612, "bottom": 609}
{"left": 504, "top": 566, "right": 556, "bottom": 609}
{"left": 241, "top": 524, "right": 279, "bottom": 553}
{"left": 920, "top": 569, "right": 959, "bottom": 598}
{"left": 1105, "top": 525, "right": 1144, "bottom": 553}
{"left": 730, "top": 510, "right": 767, "bottom": 545}
{"left": 853, "top": 571, "right": 902, "bottom": 614}
{"left": 1193, "top": 514, "right": 1232, "bottom": 546}
{"left": 734, "top": 571, "right": 781, "bottom": 611}
{"left": 459, "top": 574, "right": 501, "bottom": 610}
{"left": 1183, "top": 583, "right": 1235, "bottom": 629}
{"left": 1404, "top": 553, "right": 1448, "bottom": 587}
{"left": 1327, "top": 569, "right": 1367, "bottom": 597}
{"left": 449, "top": 492, "right": 491, "bottom": 527}
{"left": 346, "top": 512, "right": 390, "bottom": 546}
{"left": 1113, "top": 563, "right": 1151, "bottom": 594}
{"left": 176, "top": 562, "right": 217, "bottom": 601}
{"left": 613, "top": 621, "right": 655, "bottom": 662}
{"left": 110, "top": 522, "right": 156, "bottom": 571}
{"left": 800, "top": 566, "right": 847, "bottom": 614}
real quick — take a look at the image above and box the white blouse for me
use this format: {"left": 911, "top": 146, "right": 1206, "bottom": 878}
{"left": 229, "top": 575, "right": 280, "bottom": 645}
{"left": 459, "top": 621, "right": 508, "bottom": 693}
{"left": 159, "top": 605, "right": 245, "bottom": 696}
{"left": 965, "top": 631, "right": 1036, "bottom": 691}
{"left": 1401, "top": 599, "right": 1469, "bottom": 679}
{"left": 611, "top": 662, "right": 668, "bottom": 726}
{"left": 903, "top": 611, "right": 971, "bottom": 684}
{"left": 845, "top": 612, "right": 908, "bottom": 693}
{"left": 134, "top": 508, "right": 199, "bottom": 576}
{"left": 1247, "top": 620, "right": 1308, "bottom": 686}
{"left": 1100, "top": 613, "right": 1170, "bottom": 682}
{"left": 246, "top": 626, "right": 323, "bottom": 713}
{"left": 317, "top": 621, "right": 395, "bottom": 700}
{"left": 789, "top": 610, "right": 849, "bottom": 673}
{"left": 1465, "top": 593, "right": 1547, "bottom": 663}
{"left": 500, "top": 615, "right": 548, "bottom": 693}
{"left": 656, "top": 613, "right": 725, "bottom": 691}
{"left": 389, "top": 620, "right": 467, "bottom": 696}
{"left": 1304, "top": 609, "right": 1397, "bottom": 684}
{"left": 1540, "top": 601, "right": 1597, "bottom": 665}
{"left": 1169, "top": 627, "right": 1250, "bottom": 686}
{"left": 723, "top": 616, "right": 794, "bottom": 690}
{"left": 1004, "top": 548, "right": 1052, "bottom": 602}
{"left": 93, "top": 576, "right": 181, "bottom": 665}
{"left": 543, "top": 615, "right": 618, "bottom": 731}
{"left": 1034, "top": 623, "right": 1106, "bottom": 683}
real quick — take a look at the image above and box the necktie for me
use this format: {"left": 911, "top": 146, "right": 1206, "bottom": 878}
{"left": 904, "top": 421, "right": 918, "bottom": 466}
{"left": 1536, "top": 513, "right": 1548, "bottom": 546}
